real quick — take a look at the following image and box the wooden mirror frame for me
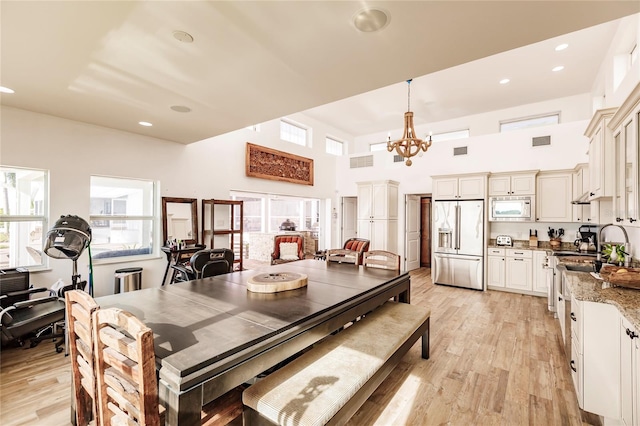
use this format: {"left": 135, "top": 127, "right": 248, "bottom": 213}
{"left": 161, "top": 197, "right": 198, "bottom": 245}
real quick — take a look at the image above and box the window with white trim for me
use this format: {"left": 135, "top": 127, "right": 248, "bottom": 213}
{"left": 89, "top": 176, "right": 157, "bottom": 260}
{"left": 280, "top": 119, "right": 308, "bottom": 146}
{"left": 500, "top": 113, "right": 560, "bottom": 132}
{"left": 325, "top": 136, "right": 344, "bottom": 156}
{"left": 370, "top": 142, "right": 388, "bottom": 152}
{"left": 431, "top": 129, "right": 470, "bottom": 142}
{"left": 0, "top": 166, "right": 48, "bottom": 269}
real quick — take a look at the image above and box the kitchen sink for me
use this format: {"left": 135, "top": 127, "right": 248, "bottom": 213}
{"left": 564, "top": 264, "right": 594, "bottom": 272}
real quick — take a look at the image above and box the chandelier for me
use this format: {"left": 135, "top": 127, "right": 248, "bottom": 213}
{"left": 387, "top": 79, "right": 432, "bottom": 166}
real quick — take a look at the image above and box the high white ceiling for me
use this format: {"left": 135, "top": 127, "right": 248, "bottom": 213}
{"left": 1, "top": 1, "right": 638, "bottom": 145}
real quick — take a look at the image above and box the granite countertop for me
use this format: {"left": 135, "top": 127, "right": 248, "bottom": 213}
{"left": 563, "top": 267, "right": 640, "bottom": 330}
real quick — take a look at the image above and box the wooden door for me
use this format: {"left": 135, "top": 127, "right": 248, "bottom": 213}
{"left": 420, "top": 197, "right": 431, "bottom": 267}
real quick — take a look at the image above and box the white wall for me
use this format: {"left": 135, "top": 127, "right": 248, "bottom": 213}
{"left": 1, "top": 106, "right": 349, "bottom": 296}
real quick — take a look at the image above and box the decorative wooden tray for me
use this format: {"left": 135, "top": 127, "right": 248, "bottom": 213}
{"left": 247, "top": 272, "right": 308, "bottom": 293}
{"left": 599, "top": 265, "right": 640, "bottom": 290}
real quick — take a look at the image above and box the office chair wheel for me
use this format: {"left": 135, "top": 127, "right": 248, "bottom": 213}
{"left": 56, "top": 346, "right": 63, "bottom": 353}
{"left": 30, "top": 340, "right": 39, "bottom": 348}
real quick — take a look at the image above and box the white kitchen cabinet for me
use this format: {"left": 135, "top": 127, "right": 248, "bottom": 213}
{"left": 357, "top": 219, "right": 397, "bottom": 253}
{"left": 487, "top": 248, "right": 506, "bottom": 288}
{"left": 531, "top": 250, "right": 548, "bottom": 294}
{"left": 357, "top": 180, "right": 399, "bottom": 220}
{"left": 571, "top": 296, "right": 621, "bottom": 418}
{"left": 585, "top": 107, "right": 617, "bottom": 200}
{"left": 432, "top": 173, "right": 488, "bottom": 200}
{"left": 536, "top": 170, "right": 573, "bottom": 222}
{"left": 610, "top": 82, "right": 640, "bottom": 226}
{"left": 620, "top": 315, "right": 640, "bottom": 426}
{"left": 357, "top": 180, "right": 399, "bottom": 252}
{"left": 488, "top": 171, "right": 537, "bottom": 196}
{"left": 505, "top": 248, "right": 532, "bottom": 291}
{"left": 572, "top": 163, "right": 591, "bottom": 223}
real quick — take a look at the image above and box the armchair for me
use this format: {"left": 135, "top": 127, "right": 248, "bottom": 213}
{"left": 271, "top": 235, "right": 305, "bottom": 265}
{"left": 326, "top": 238, "right": 370, "bottom": 266}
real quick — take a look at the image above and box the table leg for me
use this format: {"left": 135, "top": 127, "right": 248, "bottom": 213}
{"left": 159, "top": 380, "right": 203, "bottom": 426}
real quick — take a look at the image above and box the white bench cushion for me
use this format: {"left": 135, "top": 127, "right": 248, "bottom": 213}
{"left": 243, "top": 302, "right": 430, "bottom": 426}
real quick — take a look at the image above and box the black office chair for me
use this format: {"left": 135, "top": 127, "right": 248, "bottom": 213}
{"left": 0, "top": 268, "right": 84, "bottom": 352}
{"left": 171, "top": 248, "right": 234, "bottom": 282}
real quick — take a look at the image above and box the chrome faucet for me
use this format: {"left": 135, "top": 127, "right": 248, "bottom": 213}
{"left": 597, "top": 223, "right": 630, "bottom": 265}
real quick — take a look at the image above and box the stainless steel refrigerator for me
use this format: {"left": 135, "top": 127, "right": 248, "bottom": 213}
{"left": 432, "top": 199, "right": 484, "bottom": 290}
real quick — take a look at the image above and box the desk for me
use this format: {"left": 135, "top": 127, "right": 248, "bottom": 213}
{"left": 160, "top": 245, "right": 205, "bottom": 286}
{"left": 96, "top": 259, "right": 409, "bottom": 425}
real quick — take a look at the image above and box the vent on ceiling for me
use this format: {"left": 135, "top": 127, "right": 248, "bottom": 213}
{"left": 393, "top": 155, "right": 405, "bottom": 163}
{"left": 453, "top": 146, "right": 468, "bottom": 156}
{"left": 350, "top": 155, "right": 374, "bottom": 168}
{"left": 532, "top": 135, "right": 551, "bottom": 146}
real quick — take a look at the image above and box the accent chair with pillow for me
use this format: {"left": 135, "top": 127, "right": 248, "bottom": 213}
{"left": 271, "top": 235, "right": 305, "bottom": 265}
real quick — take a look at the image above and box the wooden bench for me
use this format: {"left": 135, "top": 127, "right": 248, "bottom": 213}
{"left": 242, "top": 301, "right": 430, "bottom": 426}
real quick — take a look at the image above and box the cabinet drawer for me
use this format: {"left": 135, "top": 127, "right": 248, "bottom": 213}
{"left": 488, "top": 248, "right": 505, "bottom": 256}
{"left": 506, "top": 248, "right": 532, "bottom": 259}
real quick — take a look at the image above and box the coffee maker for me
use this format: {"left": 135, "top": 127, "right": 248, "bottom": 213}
{"left": 574, "top": 225, "right": 597, "bottom": 252}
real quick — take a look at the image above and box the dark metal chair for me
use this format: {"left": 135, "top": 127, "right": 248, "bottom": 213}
{"left": 171, "top": 248, "right": 234, "bottom": 282}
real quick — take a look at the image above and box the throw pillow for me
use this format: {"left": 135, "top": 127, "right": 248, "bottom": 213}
{"left": 279, "top": 242, "right": 299, "bottom": 261}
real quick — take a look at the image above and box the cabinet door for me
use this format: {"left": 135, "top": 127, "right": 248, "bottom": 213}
{"left": 624, "top": 116, "right": 638, "bottom": 224}
{"left": 536, "top": 173, "right": 572, "bottom": 222}
{"left": 357, "top": 219, "right": 371, "bottom": 241}
{"left": 487, "top": 256, "right": 505, "bottom": 287}
{"left": 511, "top": 174, "right": 536, "bottom": 195}
{"left": 488, "top": 176, "right": 511, "bottom": 196}
{"left": 433, "top": 178, "right": 459, "bottom": 199}
{"left": 458, "top": 176, "right": 485, "bottom": 199}
{"left": 621, "top": 316, "right": 635, "bottom": 426}
{"left": 505, "top": 257, "right": 532, "bottom": 291}
{"left": 589, "top": 125, "right": 603, "bottom": 199}
{"left": 532, "top": 251, "right": 548, "bottom": 294}
{"left": 370, "top": 183, "right": 389, "bottom": 219}
{"left": 357, "top": 184, "right": 373, "bottom": 219}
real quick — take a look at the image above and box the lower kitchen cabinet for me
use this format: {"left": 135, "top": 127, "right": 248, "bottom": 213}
{"left": 620, "top": 315, "right": 640, "bottom": 426}
{"left": 487, "top": 248, "right": 505, "bottom": 288}
{"left": 505, "top": 249, "right": 532, "bottom": 291}
{"left": 571, "top": 296, "right": 620, "bottom": 419}
{"left": 532, "top": 250, "right": 548, "bottom": 294}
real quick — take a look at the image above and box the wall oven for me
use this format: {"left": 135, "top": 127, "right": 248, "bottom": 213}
{"left": 489, "top": 196, "right": 533, "bottom": 221}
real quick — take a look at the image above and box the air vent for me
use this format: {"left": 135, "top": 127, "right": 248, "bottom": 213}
{"left": 350, "top": 155, "right": 374, "bottom": 168}
{"left": 393, "top": 155, "right": 404, "bottom": 163}
{"left": 453, "top": 146, "right": 468, "bottom": 156}
{"left": 532, "top": 135, "right": 551, "bottom": 146}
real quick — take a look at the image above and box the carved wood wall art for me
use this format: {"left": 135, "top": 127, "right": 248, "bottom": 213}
{"left": 245, "top": 143, "right": 314, "bottom": 186}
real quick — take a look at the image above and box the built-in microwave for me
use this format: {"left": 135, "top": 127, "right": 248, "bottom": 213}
{"left": 489, "top": 196, "right": 534, "bottom": 221}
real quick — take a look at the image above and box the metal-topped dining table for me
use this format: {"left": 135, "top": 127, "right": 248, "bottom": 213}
{"left": 95, "top": 259, "right": 410, "bottom": 425}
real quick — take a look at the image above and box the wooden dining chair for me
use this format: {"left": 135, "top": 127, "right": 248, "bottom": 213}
{"left": 363, "top": 250, "right": 401, "bottom": 271}
{"left": 65, "top": 290, "right": 100, "bottom": 426}
{"left": 93, "top": 307, "right": 161, "bottom": 426}
{"left": 325, "top": 248, "right": 360, "bottom": 266}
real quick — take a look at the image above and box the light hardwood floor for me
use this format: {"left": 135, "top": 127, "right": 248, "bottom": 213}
{"left": 0, "top": 267, "right": 600, "bottom": 425}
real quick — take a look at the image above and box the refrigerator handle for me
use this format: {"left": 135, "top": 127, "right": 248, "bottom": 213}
{"left": 455, "top": 204, "right": 461, "bottom": 250}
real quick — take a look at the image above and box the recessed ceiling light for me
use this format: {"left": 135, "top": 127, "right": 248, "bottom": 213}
{"left": 555, "top": 43, "right": 569, "bottom": 51}
{"left": 138, "top": 121, "right": 153, "bottom": 127}
{"left": 0, "top": 86, "right": 15, "bottom": 93}
{"left": 170, "top": 105, "right": 191, "bottom": 113}
{"left": 552, "top": 65, "right": 565, "bottom": 72}
{"left": 173, "top": 30, "right": 194, "bottom": 43}
{"left": 499, "top": 78, "right": 510, "bottom": 84}
{"left": 352, "top": 8, "right": 389, "bottom": 32}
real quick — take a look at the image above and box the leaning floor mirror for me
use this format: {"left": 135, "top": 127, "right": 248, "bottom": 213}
{"left": 161, "top": 197, "right": 198, "bottom": 245}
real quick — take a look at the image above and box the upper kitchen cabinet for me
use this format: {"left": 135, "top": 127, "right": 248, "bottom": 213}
{"left": 536, "top": 170, "right": 573, "bottom": 222}
{"left": 357, "top": 180, "right": 399, "bottom": 220}
{"left": 585, "top": 108, "right": 617, "bottom": 201}
{"left": 609, "top": 82, "right": 640, "bottom": 226}
{"left": 432, "top": 173, "right": 488, "bottom": 200}
{"left": 572, "top": 163, "right": 591, "bottom": 223}
{"left": 488, "top": 171, "right": 537, "bottom": 196}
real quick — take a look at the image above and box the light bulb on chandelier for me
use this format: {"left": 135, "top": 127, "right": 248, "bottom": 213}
{"left": 387, "top": 79, "right": 432, "bottom": 166}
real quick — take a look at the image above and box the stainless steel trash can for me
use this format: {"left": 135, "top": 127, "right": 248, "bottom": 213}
{"left": 114, "top": 267, "right": 143, "bottom": 293}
